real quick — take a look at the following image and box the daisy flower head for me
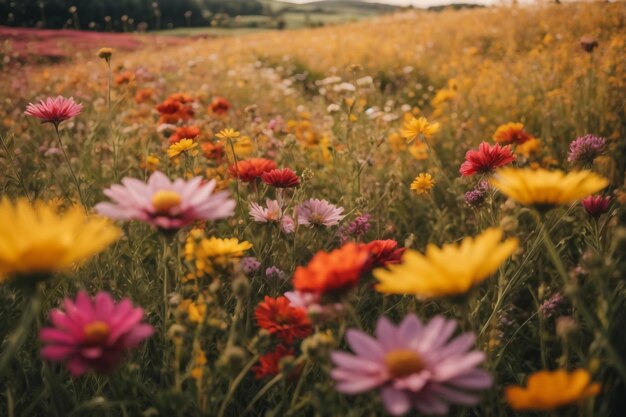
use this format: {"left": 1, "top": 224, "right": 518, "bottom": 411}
{"left": 249, "top": 199, "right": 283, "bottom": 223}
{"left": 459, "top": 142, "right": 515, "bottom": 176}
{"left": 254, "top": 296, "right": 313, "bottom": 344}
{"left": 39, "top": 291, "right": 154, "bottom": 376}
{"left": 297, "top": 198, "right": 344, "bottom": 227}
{"left": 492, "top": 122, "right": 533, "bottom": 145}
{"left": 168, "top": 125, "right": 200, "bottom": 145}
{"left": 95, "top": 171, "right": 235, "bottom": 230}
{"left": 229, "top": 158, "right": 277, "bottom": 182}
{"left": 331, "top": 314, "right": 492, "bottom": 416}
{"left": 25, "top": 96, "right": 83, "bottom": 125}
{"left": 489, "top": 168, "right": 609, "bottom": 210}
{"left": 262, "top": 168, "right": 300, "bottom": 188}
{"left": 215, "top": 128, "right": 240, "bottom": 142}
{"left": 505, "top": 369, "right": 600, "bottom": 411}
{"left": 374, "top": 228, "right": 518, "bottom": 299}
{"left": 410, "top": 173, "right": 435, "bottom": 195}
{"left": 167, "top": 138, "right": 198, "bottom": 159}
{"left": 400, "top": 116, "right": 440, "bottom": 143}
{"left": 0, "top": 199, "right": 120, "bottom": 284}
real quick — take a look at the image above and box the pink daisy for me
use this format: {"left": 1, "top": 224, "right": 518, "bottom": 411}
{"left": 331, "top": 314, "right": 492, "bottom": 416}
{"left": 297, "top": 198, "right": 344, "bottom": 227}
{"left": 95, "top": 171, "right": 235, "bottom": 230}
{"left": 39, "top": 291, "right": 154, "bottom": 376}
{"left": 249, "top": 199, "right": 283, "bottom": 223}
{"left": 25, "top": 96, "right": 83, "bottom": 125}
{"left": 459, "top": 142, "right": 515, "bottom": 176}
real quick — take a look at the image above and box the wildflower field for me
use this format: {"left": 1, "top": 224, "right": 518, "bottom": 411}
{"left": 1, "top": 2, "right": 626, "bottom": 416}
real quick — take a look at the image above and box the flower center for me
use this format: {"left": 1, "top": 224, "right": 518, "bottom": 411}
{"left": 384, "top": 349, "right": 425, "bottom": 378}
{"left": 83, "top": 321, "right": 111, "bottom": 345}
{"left": 309, "top": 213, "right": 324, "bottom": 224}
{"left": 152, "top": 190, "right": 182, "bottom": 213}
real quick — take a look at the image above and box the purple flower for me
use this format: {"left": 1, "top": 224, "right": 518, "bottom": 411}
{"left": 339, "top": 213, "right": 371, "bottom": 243}
{"left": 297, "top": 198, "right": 344, "bottom": 227}
{"left": 567, "top": 134, "right": 606, "bottom": 165}
{"left": 95, "top": 171, "right": 235, "bottom": 230}
{"left": 265, "top": 266, "right": 287, "bottom": 280}
{"left": 241, "top": 257, "right": 261, "bottom": 274}
{"left": 281, "top": 215, "right": 295, "bottom": 234}
{"left": 539, "top": 293, "right": 565, "bottom": 318}
{"left": 464, "top": 181, "right": 489, "bottom": 207}
{"left": 331, "top": 314, "right": 492, "bottom": 416}
{"left": 249, "top": 199, "right": 282, "bottom": 223}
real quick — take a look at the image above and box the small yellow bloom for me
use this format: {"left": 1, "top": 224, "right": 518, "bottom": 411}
{"left": 410, "top": 173, "right": 435, "bottom": 195}
{"left": 185, "top": 233, "right": 252, "bottom": 278}
{"left": 515, "top": 137, "right": 541, "bottom": 158}
{"left": 505, "top": 369, "right": 600, "bottom": 411}
{"left": 215, "top": 128, "right": 241, "bottom": 141}
{"left": 225, "top": 135, "right": 254, "bottom": 159}
{"left": 400, "top": 116, "right": 440, "bottom": 143}
{"left": 167, "top": 138, "right": 198, "bottom": 159}
{"left": 490, "top": 168, "right": 609, "bottom": 208}
{"left": 374, "top": 228, "right": 518, "bottom": 298}
{"left": 140, "top": 155, "right": 160, "bottom": 171}
{"left": 0, "top": 199, "right": 121, "bottom": 283}
{"left": 408, "top": 141, "right": 429, "bottom": 160}
{"left": 97, "top": 47, "right": 113, "bottom": 61}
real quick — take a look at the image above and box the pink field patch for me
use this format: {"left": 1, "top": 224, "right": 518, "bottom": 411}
{"left": 0, "top": 27, "right": 187, "bottom": 62}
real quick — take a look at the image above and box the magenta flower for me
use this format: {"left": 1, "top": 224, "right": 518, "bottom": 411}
{"left": 95, "top": 171, "right": 235, "bottom": 230}
{"left": 297, "top": 198, "right": 344, "bottom": 227}
{"left": 331, "top": 314, "right": 492, "bottom": 416}
{"left": 567, "top": 134, "right": 606, "bottom": 165}
{"left": 249, "top": 199, "right": 283, "bottom": 223}
{"left": 39, "top": 291, "right": 154, "bottom": 376}
{"left": 581, "top": 195, "right": 611, "bottom": 218}
{"left": 25, "top": 96, "right": 83, "bottom": 125}
{"left": 459, "top": 142, "right": 515, "bottom": 176}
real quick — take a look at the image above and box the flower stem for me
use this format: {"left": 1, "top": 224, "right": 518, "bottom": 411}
{"left": 0, "top": 134, "right": 31, "bottom": 202}
{"left": 54, "top": 124, "right": 85, "bottom": 206}
{"left": 216, "top": 353, "right": 260, "bottom": 417}
{"left": 241, "top": 373, "right": 284, "bottom": 416}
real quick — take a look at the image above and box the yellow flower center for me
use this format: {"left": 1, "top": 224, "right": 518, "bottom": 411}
{"left": 152, "top": 190, "right": 182, "bottom": 213}
{"left": 83, "top": 321, "right": 111, "bottom": 345}
{"left": 384, "top": 349, "right": 425, "bottom": 378}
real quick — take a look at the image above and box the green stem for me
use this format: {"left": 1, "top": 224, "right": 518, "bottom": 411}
{"left": 0, "top": 284, "right": 44, "bottom": 377}
{"left": 0, "top": 134, "right": 31, "bottom": 201}
{"left": 241, "top": 373, "right": 284, "bottom": 417}
{"left": 288, "top": 360, "right": 309, "bottom": 411}
{"left": 54, "top": 124, "right": 85, "bottom": 206}
{"left": 216, "top": 353, "right": 261, "bottom": 417}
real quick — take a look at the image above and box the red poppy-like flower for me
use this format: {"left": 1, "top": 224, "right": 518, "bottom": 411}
{"left": 167, "top": 93, "right": 194, "bottom": 104}
{"left": 252, "top": 345, "right": 300, "bottom": 380}
{"left": 208, "top": 96, "right": 231, "bottom": 115}
{"left": 493, "top": 123, "right": 533, "bottom": 145}
{"left": 156, "top": 95, "right": 194, "bottom": 124}
{"left": 135, "top": 88, "right": 154, "bottom": 104}
{"left": 168, "top": 125, "right": 201, "bottom": 145}
{"left": 581, "top": 195, "right": 611, "bottom": 218}
{"left": 262, "top": 168, "right": 300, "bottom": 188}
{"left": 229, "top": 158, "right": 277, "bottom": 182}
{"left": 361, "top": 239, "right": 405, "bottom": 268}
{"left": 459, "top": 142, "right": 516, "bottom": 176}
{"left": 25, "top": 96, "right": 83, "bottom": 125}
{"left": 201, "top": 141, "right": 225, "bottom": 161}
{"left": 114, "top": 70, "right": 135, "bottom": 86}
{"left": 254, "top": 296, "right": 313, "bottom": 344}
{"left": 293, "top": 243, "right": 370, "bottom": 295}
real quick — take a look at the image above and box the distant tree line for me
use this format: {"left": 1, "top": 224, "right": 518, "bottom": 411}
{"left": 0, "top": 0, "right": 266, "bottom": 31}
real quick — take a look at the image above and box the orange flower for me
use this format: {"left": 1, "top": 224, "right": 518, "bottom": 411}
{"left": 114, "top": 70, "right": 135, "bottom": 86}
{"left": 229, "top": 158, "right": 277, "bottom": 182}
{"left": 201, "top": 142, "right": 225, "bottom": 162}
{"left": 168, "top": 125, "right": 201, "bottom": 145}
{"left": 134, "top": 88, "right": 154, "bottom": 104}
{"left": 166, "top": 93, "right": 194, "bottom": 104}
{"left": 493, "top": 122, "right": 533, "bottom": 145}
{"left": 156, "top": 98, "right": 194, "bottom": 124}
{"left": 254, "top": 296, "right": 312, "bottom": 344}
{"left": 505, "top": 369, "right": 601, "bottom": 411}
{"left": 293, "top": 243, "right": 370, "bottom": 295}
{"left": 361, "top": 239, "right": 405, "bottom": 268}
{"left": 208, "top": 96, "right": 231, "bottom": 115}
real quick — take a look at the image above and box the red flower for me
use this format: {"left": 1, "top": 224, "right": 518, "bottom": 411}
{"left": 229, "top": 158, "right": 277, "bottom": 182}
{"left": 168, "top": 126, "right": 201, "bottom": 145}
{"left": 293, "top": 243, "right": 370, "bottom": 295}
{"left": 166, "top": 93, "right": 194, "bottom": 104}
{"left": 581, "top": 195, "right": 611, "bottom": 218}
{"left": 201, "top": 142, "right": 225, "bottom": 161}
{"left": 252, "top": 345, "right": 299, "bottom": 380}
{"left": 24, "top": 96, "right": 82, "bottom": 125}
{"left": 156, "top": 95, "right": 195, "bottom": 124}
{"left": 459, "top": 142, "right": 516, "bottom": 176}
{"left": 361, "top": 239, "right": 405, "bottom": 268}
{"left": 208, "top": 96, "right": 231, "bottom": 115}
{"left": 262, "top": 168, "right": 300, "bottom": 188}
{"left": 254, "top": 296, "right": 312, "bottom": 344}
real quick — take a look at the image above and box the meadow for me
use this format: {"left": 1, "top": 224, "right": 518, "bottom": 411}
{"left": 0, "top": 2, "right": 625, "bottom": 416}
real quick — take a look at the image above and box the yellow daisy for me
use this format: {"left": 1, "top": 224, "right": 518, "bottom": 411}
{"left": 374, "top": 228, "right": 518, "bottom": 298}
{"left": 0, "top": 199, "right": 121, "bottom": 283}
{"left": 490, "top": 168, "right": 609, "bottom": 208}
{"left": 505, "top": 369, "right": 600, "bottom": 411}
{"left": 185, "top": 232, "right": 252, "bottom": 278}
{"left": 400, "top": 116, "right": 440, "bottom": 143}
{"left": 215, "top": 128, "right": 241, "bottom": 141}
{"left": 167, "top": 138, "right": 198, "bottom": 159}
{"left": 410, "top": 173, "right": 435, "bottom": 195}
